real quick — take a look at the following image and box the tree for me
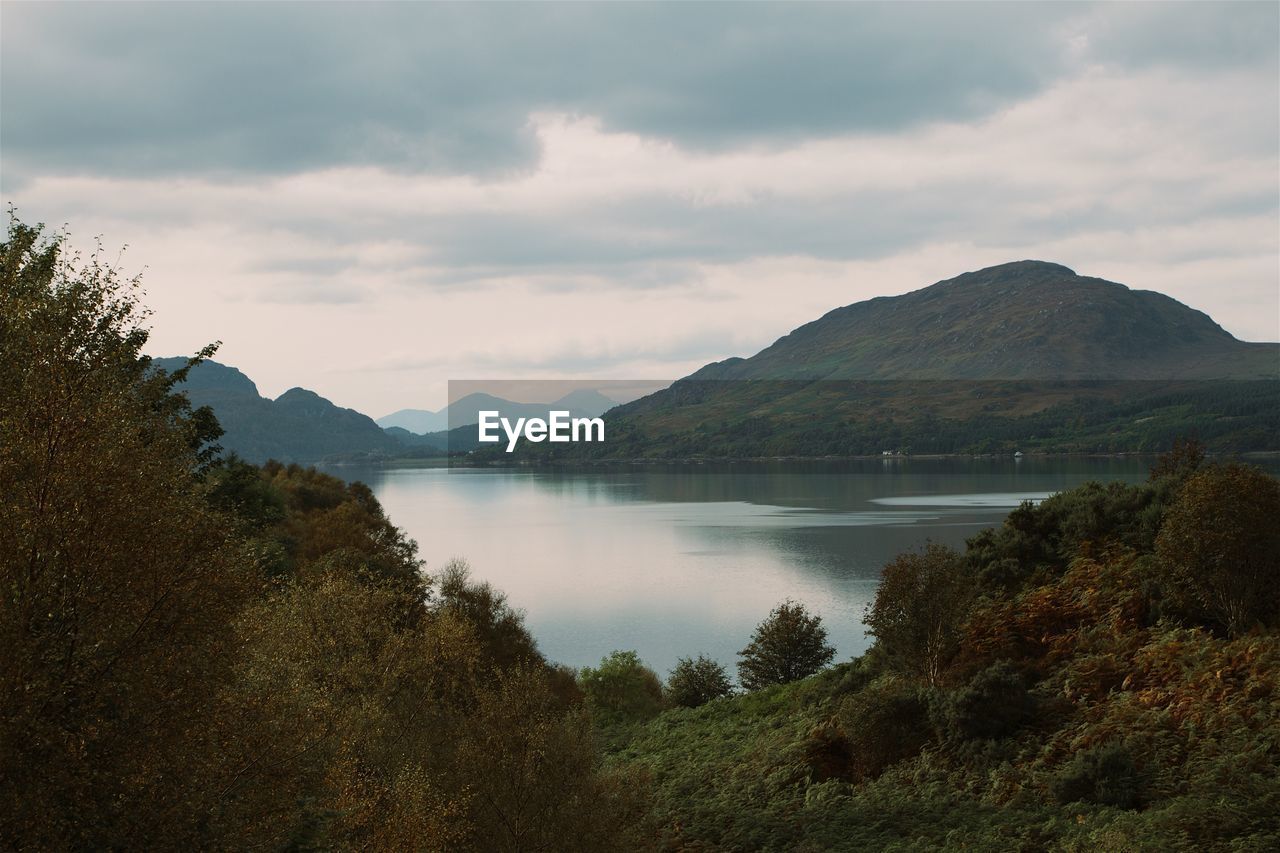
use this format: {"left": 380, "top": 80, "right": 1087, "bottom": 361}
{"left": 737, "top": 600, "right": 835, "bottom": 690}
{"left": 865, "top": 543, "right": 972, "bottom": 685}
{"left": 579, "top": 651, "right": 665, "bottom": 723}
{"left": 1147, "top": 436, "right": 1206, "bottom": 483}
{"left": 0, "top": 217, "right": 650, "bottom": 850}
{"left": 1, "top": 217, "right": 254, "bottom": 848}
{"left": 455, "top": 667, "right": 653, "bottom": 851}
{"left": 435, "top": 559, "right": 543, "bottom": 673}
{"left": 1156, "top": 463, "right": 1280, "bottom": 636}
{"left": 666, "top": 655, "right": 733, "bottom": 708}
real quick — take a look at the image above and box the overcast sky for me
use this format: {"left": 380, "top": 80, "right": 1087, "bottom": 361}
{"left": 3, "top": 1, "right": 1277, "bottom": 415}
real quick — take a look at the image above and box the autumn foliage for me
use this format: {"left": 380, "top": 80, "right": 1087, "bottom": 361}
{"left": 0, "top": 220, "right": 649, "bottom": 850}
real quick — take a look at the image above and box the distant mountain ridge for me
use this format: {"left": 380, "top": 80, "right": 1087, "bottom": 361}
{"left": 155, "top": 359, "right": 625, "bottom": 462}
{"left": 514, "top": 261, "right": 1278, "bottom": 460}
{"left": 378, "top": 390, "right": 618, "bottom": 435}
{"left": 152, "top": 358, "right": 406, "bottom": 464}
{"left": 377, "top": 407, "right": 451, "bottom": 435}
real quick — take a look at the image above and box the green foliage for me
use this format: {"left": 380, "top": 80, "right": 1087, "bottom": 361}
{"left": 580, "top": 650, "right": 666, "bottom": 725}
{"left": 737, "top": 600, "right": 836, "bottom": 690}
{"left": 964, "top": 481, "right": 1163, "bottom": 592}
{"left": 865, "top": 544, "right": 971, "bottom": 684}
{"left": 2, "top": 218, "right": 251, "bottom": 848}
{"left": 1146, "top": 436, "right": 1206, "bottom": 482}
{"left": 666, "top": 654, "right": 734, "bottom": 708}
{"left": 837, "top": 677, "right": 932, "bottom": 781}
{"left": 929, "top": 661, "right": 1035, "bottom": 742}
{"left": 538, "top": 378, "right": 1280, "bottom": 462}
{"left": 435, "top": 558, "right": 543, "bottom": 672}
{"left": 603, "top": 451, "right": 1280, "bottom": 850}
{"left": 1156, "top": 463, "right": 1280, "bottom": 636}
{"left": 0, "top": 217, "right": 650, "bottom": 851}
{"left": 455, "top": 666, "right": 654, "bottom": 851}
{"left": 1050, "top": 742, "right": 1142, "bottom": 809}
{"left": 206, "top": 454, "right": 287, "bottom": 528}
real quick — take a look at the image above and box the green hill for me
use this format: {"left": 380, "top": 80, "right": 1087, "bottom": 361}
{"left": 697, "top": 260, "right": 1276, "bottom": 382}
{"left": 152, "top": 357, "right": 405, "bottom": 464}
{"left": 529, "top": 262, "right": 1278, "bottom": 461}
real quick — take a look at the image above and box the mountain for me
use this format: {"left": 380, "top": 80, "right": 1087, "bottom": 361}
{"left": 382, "top": 425, "right": 446, "bottom": 449}
{"left": 691, "top": 261, "right": 1276, "bottom": 382}
{"left": 378, "top": 407, "right": 449, "bottom": 434}
{"left": 513, "top": 262, "right": 1279, "bottom": 460}
{"left": 153, "top": 357, "right": 405, "bottom": 464}
{"left": 379, "top": 390, "right": 618, "bottom": 437}
{"left": 551, "top": 389, "right": 617, "bottom": 417}
{"left": 411, "top": 391, "right": 619, "bottom": 452}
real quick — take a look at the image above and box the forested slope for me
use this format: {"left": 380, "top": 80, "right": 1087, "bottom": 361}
{"left": 0, "top": 221, "right": 647, "bottom": 850}
{"left": 601, "top": 446, "right": 1280, "bottom": 850}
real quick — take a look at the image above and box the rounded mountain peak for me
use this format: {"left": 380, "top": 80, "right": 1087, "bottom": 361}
{"left": 943, "top": 260, "right": 1079, "bottom": 289}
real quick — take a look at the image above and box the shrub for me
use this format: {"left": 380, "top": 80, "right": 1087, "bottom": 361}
{"left": 837, "top": 679, "right": 932, "bottom": 781}
{"left": 930, "top": 661, "right": 1035, "bottom": 742}
{"left": 1050, "top": 741, "right": 1142, "bottom": 809}
{"left": 579, "top": 651, "right": 665, "bottom": 723}
{"left": 737, "top": 600, "right": 835, "bottom": 690}
{"left": 666, "top": 655, "right": 733, "bottom": 708}
{"left": 1156, "top": 463, "right": 1280, "bottom": 636}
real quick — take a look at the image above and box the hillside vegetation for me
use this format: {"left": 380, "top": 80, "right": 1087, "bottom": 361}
{"left": 5, "top": 220, "right": 1277, "bottom": 850}
{"left": 1, "top": 221, "right": 645, "bottom": 850}
{"left": 598, "top": 444, "right": 1280, "bottom": 850}
{"left": 511, "top": 261, "right": 1278, "bottom": 462}
{"left": 152, "top": 356, "right": 415, "bottom": 465}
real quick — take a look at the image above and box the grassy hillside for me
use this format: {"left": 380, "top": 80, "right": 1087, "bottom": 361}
{"left": 595, "top": 452, "right": 1280, "bottom": 850}
{"left": 514, "top": 262, "right": 1279, "bottom": 462}
{"left": 489, "top": 378, "right": 1279, "bottom": 462}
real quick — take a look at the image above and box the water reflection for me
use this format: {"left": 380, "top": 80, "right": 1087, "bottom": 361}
{"left": 319, "top": 457, "right": 1270, "bottom": 677}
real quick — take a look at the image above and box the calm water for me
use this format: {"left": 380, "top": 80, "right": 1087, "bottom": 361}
{"left": 325, "top": 457, "right": 1262, "bottom": 678}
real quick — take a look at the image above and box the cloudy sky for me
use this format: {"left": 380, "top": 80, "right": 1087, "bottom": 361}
{"left": 3, "top": 1, "right": 1277, "bottom": 415}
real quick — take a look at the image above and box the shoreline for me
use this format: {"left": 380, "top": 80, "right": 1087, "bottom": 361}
{"left": 345, "top": 448, "right": 1280, "bottom": 470}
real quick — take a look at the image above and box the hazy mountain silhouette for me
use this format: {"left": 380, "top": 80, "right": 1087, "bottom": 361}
{"left": 379, "top": 390, "right": 618, "bottom": 438}
{"left": 153, "top": 358, "right": 405, "bottom": 464}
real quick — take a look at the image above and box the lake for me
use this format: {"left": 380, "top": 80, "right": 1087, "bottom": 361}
{"left": 324, "top": 457, "right": 1257, "bottom": 679}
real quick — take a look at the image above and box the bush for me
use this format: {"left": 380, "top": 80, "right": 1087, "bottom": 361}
{"left": 666, "top": 655, "right": 733, "bottom": 708}
{"left": 930, "top": 661, "right": 1035, "bottom": 742}
{"left": 1050, "top": 742, "right": 1142, "bottom": 809}
{"left": 837, "top": 679, "right": 932, "bottom": 781}
{"left": 579, "top": 651, "right": 665, "bottom": 723}
{"left": 1155, "top": 463, "right": 1280, "bottom": 636}
{"left": 737, "top": 600, "right": 835, "bottom": 690}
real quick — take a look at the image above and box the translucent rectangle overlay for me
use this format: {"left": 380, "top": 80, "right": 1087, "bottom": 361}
{"left": 426, "top": 378, "right": 1279, "bottom": 464}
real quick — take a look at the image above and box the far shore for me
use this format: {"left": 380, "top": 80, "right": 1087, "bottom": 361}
{"left": 322, "top": 449, "right": 1280, "bottom": 470}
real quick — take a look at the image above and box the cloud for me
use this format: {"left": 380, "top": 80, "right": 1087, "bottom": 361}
{"left": 16, "top": 61, "right": 1273, "bottom": 281}
{"left": 6, "top": 3, "right": 1274, "bottom": 190}
{"left": 2, "top": 2, "right": 1275, "bottom": 414}
{"left": 2, "top": 2, "right": 1078, "bottom": 183}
